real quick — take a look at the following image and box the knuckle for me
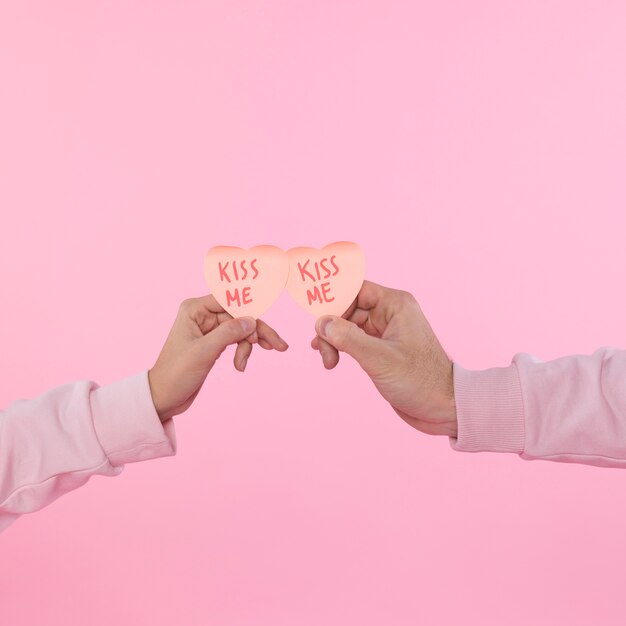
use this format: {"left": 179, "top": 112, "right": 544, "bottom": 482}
{"left": 223, "top": 319, "right": 240, "bottom": 337}
{"left": 179, "top": 298, "right": 194, "bottom": 311}
{"left": 399, "top": 289, "right": 417, "bottom": 304}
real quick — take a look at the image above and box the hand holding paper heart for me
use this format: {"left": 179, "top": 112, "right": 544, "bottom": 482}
{"left": 148, "top": 295, "right": 289, "bottom": 422}
{"left": 311, "top": 280, "right": 458, "bottom": 438}
{"left": 165, "top": 249, "right": 456, "bottom": 440}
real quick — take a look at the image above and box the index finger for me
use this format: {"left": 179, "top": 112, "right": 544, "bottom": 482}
{"left": 343, "top": 280, "right": 411, "bottom": 337}
{"left": 341, "top": 280, "right": 391, "bottom": 317}
{"left": 193, "top": 293, "right": 226, "bottom": 314}
{"left": 181, "top": 295, "right": 257, "bottom": 340}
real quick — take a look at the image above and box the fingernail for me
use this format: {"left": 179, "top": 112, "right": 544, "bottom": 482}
{"left": 278, "top": 337, "right": 289, "bottom": 349}
{"left": 316, "top": 316, "right": 333, "bottom": 338}
{"left": 239, "top": 317, "right": 256, "bottom": 334}
{"left": 241, "top": 355, "right": 249, "bottom": 371}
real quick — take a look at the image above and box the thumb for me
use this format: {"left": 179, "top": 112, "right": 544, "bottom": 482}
{"left": 200, "top": 317, "right": 257, "bottom": 363}
{"left": 315, "top": 316, "right": 384, "bottom": 371}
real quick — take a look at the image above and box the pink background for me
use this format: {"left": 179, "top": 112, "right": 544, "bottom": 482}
{"left": 1, "top": 1, "right": 625, "bottom": 624}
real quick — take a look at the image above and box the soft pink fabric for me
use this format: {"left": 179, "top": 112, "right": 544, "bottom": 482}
{"left": 451, "top": 347, "right": 626, "bottom": 468}
{"left": 2, "top": 348, "right": 625, "bottom": 536}
{"left": 0, "top": 370, "right": 176, "bottom": 534}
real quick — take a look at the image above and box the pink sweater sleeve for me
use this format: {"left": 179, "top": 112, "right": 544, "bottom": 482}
{"left": 0, "top": 370, "right": 176, "bottom": 534}
{"left": 449, "top": 347, "right": 626, "bottom": 468}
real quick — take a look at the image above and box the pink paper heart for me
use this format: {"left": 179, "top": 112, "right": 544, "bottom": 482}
{"left": 203, "top": 245, "right": 289, "bottom": 319}
{"left": 286, "top": 242, "right": 366, "bottom": 318}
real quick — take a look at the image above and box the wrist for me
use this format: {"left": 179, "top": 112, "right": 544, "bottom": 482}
{"left": 147, "top": 368, "right": 168, "bottom": 423}
{"left": 433, "top": 362, "right": 457, "bottom": 437}
{"left": 431, "top": 396, "right": 458, "bottom": 437}
{"left": 442, "top": 397, "right": 458, "bottom": 438}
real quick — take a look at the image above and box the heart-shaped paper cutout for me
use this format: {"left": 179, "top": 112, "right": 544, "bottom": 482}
{"left": 204, "top": 245, "right": 289, "bottom": 319}
{"left": 286, "top": 242, "right": 366, "bottom": 317}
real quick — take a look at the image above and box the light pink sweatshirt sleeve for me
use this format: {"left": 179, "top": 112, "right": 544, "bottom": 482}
{"left": 0, "top": 370, "right": 176, "bottom": 534}
{"left": 449, "top": 347, "right": 626, "bottom": 468}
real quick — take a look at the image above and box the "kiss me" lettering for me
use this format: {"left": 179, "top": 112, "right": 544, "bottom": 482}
{"left": 205, "top": 243, "right": 364, "bottom": 319}
{"left": 218, "top": 259, "right": 259, "bottom": 308}
{"left": 297, "top": 255, "right": 340, "bottom": 305}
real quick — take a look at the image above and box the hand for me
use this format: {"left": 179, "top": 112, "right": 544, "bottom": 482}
{"left": 149, "top": 295, "right": 288, "bottom": 422}
{"left": 311, "top": 280, "right": 457, "bottom": 437}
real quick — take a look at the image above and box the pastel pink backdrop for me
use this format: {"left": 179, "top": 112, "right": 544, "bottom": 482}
{"left": 1, "top": 2, "right": 625, "bottom": 625}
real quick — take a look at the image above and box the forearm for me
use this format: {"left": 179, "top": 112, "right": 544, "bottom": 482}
{"left": 450, "top": 347, "right": 626, "bottom": 468}
{"left": 0, "top": 371, "right": 176, "bottom": 533}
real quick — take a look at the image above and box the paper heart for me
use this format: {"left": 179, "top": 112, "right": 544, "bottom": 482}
{"left": 286, "top": 242, "right": 366, "bottom": 317}
{"left": 203, "top": 245, "right": 289, "bottom": 319}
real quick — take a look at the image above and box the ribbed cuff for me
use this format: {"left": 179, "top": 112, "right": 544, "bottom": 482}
{"left": 449, "top": 361, "right": 525, "bottom": 454}
{"left": 90, "top": 370, "right": 177, "bottom": 467}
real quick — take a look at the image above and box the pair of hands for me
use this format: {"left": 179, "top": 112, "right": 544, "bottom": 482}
{"left": 148, "top": 280, "right": 457, "bottom": 438}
